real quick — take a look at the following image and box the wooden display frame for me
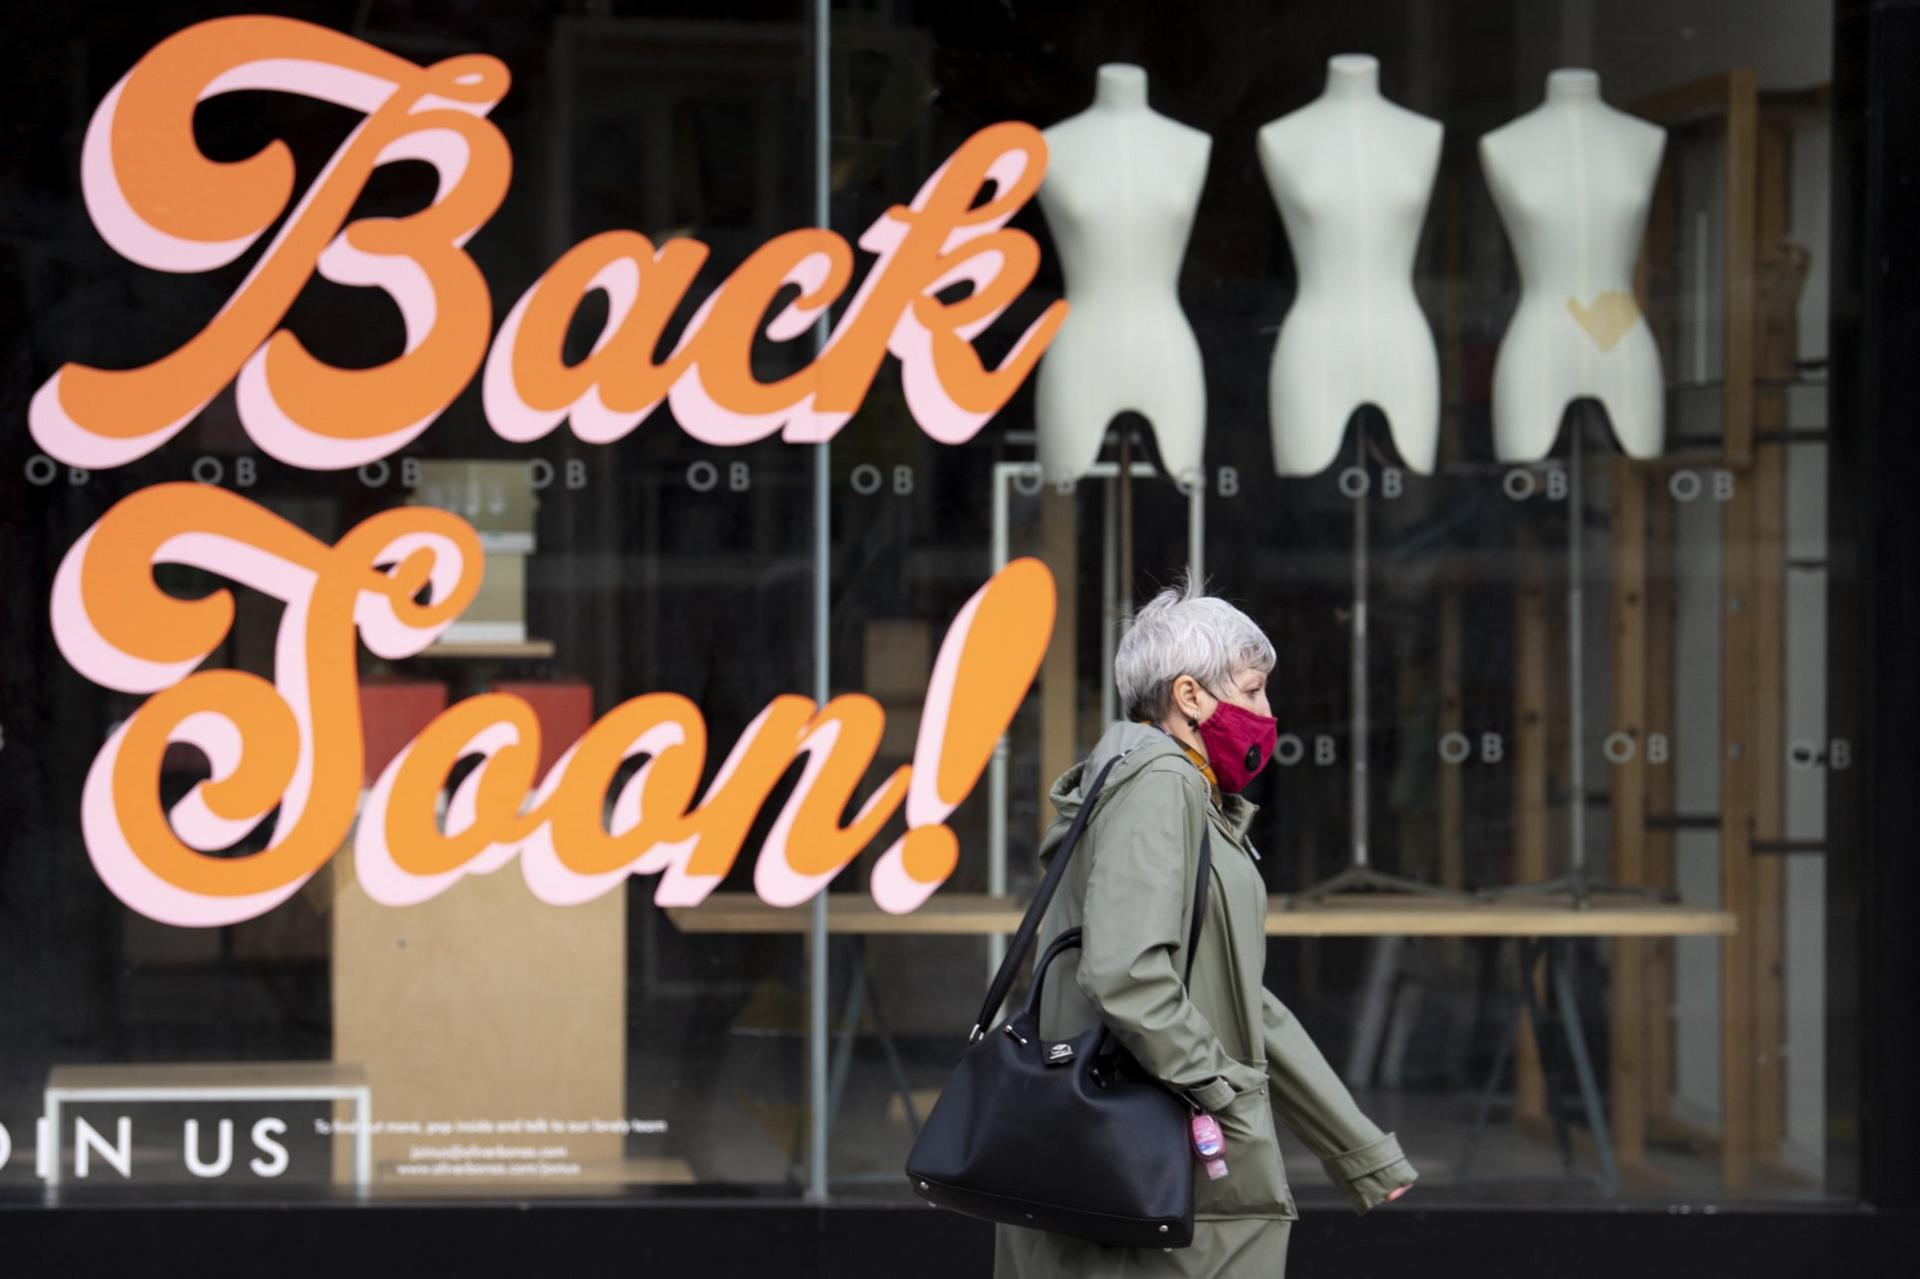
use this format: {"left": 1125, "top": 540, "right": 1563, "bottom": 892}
{"left": 1629, "top": 68, "right": 1805, "bottom": 1188}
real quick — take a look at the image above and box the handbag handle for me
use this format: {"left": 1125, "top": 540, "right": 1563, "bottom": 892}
{"left": 970, "top": 752, "right": 1213, "bottom": 1041}
{"left": 969, "top": 754, "right": 1121, "bottom": 1039}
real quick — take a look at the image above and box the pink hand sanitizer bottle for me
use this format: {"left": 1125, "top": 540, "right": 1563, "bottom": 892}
{"left": 1190, "top": 1112, "right": 1228, "bottom": 1180}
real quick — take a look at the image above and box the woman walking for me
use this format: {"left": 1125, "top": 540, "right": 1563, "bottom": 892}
{"left": 993, "top": 581, "right": 1416, "bottom": 1277}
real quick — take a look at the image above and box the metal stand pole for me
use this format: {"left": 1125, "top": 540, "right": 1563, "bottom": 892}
{"left": 1294, "top": 421, "right": 1467, "bottom": 905}
{"left": 1117, "top": 426, "right": 1134, "bottom": 627}
{"left": 804, "top": 0, "right": 832, "bottom": 1202}
{"left": 987, "top": 455, "right": 1206, "bottom": 973}
{"left": 1101, "top": 475, "right": 1118, "bottom": 728}
{"left": 1485, "top": 413, "right": 1671, "bottom": 909}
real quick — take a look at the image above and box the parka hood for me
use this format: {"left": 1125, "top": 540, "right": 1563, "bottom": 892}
{"left": 1039, "top": 720, "right": 1259, "bottom": 868}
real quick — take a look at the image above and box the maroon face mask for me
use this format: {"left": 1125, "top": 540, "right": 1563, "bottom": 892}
{"left": 1195, "top": 698, "right": 1279, "bottom": 794}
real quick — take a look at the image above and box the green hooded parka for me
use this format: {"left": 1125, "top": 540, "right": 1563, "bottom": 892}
{"left": 992, "top": 721, "right": 1417, "bottom": 1277}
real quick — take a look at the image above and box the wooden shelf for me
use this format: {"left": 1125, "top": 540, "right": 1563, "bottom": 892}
{"left": 665, "top": 892, "right": 1736, "bottom": 938}
{"left": 416, "top": 638, "right": 556, "bottom": 660}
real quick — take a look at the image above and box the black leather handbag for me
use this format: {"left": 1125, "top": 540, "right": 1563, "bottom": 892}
{"left": 904, "top": 754, "right": 1214, "bottom": 1248}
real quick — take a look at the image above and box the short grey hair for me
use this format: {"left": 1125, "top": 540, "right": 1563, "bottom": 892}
{"left": 1115, "top": 577, "right": 1276, "bottom": 723}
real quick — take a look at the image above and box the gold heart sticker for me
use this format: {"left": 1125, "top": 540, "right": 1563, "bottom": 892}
{"left": 1566, "top": 290, "right": 1642, "bottom": 351}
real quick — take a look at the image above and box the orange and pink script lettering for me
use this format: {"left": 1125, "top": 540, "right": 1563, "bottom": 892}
{"left": 29, "top": 15, "right": 1066, "bottom": 471}
{"left": 53, "top": 485, "right": 1056, "bottom": 925}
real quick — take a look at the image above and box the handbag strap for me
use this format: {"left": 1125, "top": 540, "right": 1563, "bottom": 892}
{"left": 969, "top": 754, "right": 1120, "bottom": 1039}
{"left": 970, "top": 752, "right": 1214, "bottom": 1039}
{"left": 1015, "top": 827, "right": 1213, "bottom": 1029}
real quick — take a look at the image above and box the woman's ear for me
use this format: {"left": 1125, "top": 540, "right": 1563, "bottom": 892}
{"left": 1172, "top": 674, "right": 1204, "bottom": 724}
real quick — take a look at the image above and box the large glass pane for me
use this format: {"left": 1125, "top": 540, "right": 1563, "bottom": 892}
{"left": 0, "top": 0, "right": 1852, "bottom": 1223}
{"left": 1, "top": 1, "right": 820, "bottom": 1200}
{"left": 820, "top": 0, "right": 1843, "bottom": 1212}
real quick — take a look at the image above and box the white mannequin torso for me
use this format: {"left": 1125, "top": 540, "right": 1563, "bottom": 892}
{"left": 1259, "top": 54, "right": 1442, "bottom": 476}
{"left": 1481, "top": 69, "right": 1667, "bottom": 462}
{"left": 1036, "top": 64, "right": 1210, "bottom": 486}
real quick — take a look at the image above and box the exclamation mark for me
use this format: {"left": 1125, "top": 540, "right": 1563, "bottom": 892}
{"left": 870, "top": 558, "right": 1056, "bottom": 914}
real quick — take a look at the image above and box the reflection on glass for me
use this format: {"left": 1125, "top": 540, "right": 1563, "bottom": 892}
{"left": 0, "top": 0, "right": 1845, "bottom": 1217}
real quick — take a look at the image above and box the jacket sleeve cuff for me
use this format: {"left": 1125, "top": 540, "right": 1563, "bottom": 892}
{"left": 1321, "top": 1131, "right": 1418, "bottom": 1215}
{"left": 1185, "top": 1076, "right": 1238, "bottom": 1112}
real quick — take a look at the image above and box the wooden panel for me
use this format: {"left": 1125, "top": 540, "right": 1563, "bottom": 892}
{"left": 1633, "top": 69, "right": 1772, "bottom": 1186}
{"left": 1609, "top": 459, "right": 1651, "bottom": 1165}
{"left": 333, "top": 683, "right": 626, "bottom": 1186}
{"left": 666, "top": 892, "right": 1737, "bottom": 938}
{"left": 333, "top": 867, "right": 626, "bottom": 1184}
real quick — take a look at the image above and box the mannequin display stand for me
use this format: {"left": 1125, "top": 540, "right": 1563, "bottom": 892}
{"left": 1258, "top": 54, "right": 1458, "bottom": 905}
{"left": 1291, "top": 420, "right": 1469, "bottom": 906}
{"left": 1481, "top": 411, "right": 1676, "bottom": 910}
{"left": 1457, "top": 934, "right": 1622, "bottom": 1195}
{"left": 1477, "top": 69, "right": 1669, "bottom": 909}
{"left": 986, "top": 430, "right": 1205, "bottom": 973}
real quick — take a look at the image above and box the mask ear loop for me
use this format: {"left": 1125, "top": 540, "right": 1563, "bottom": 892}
{"left": 1190, "top": 682, "right": 1230, "bottom": 732}
{"left": 1178, "top": 674, "right": 1209, "bottom": 732}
